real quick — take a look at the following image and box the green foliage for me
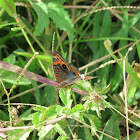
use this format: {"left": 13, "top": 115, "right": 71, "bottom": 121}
{"left": 0, "top": 0, "right": 140, "bottom": 139}
{"left": 0, "top": 0, "right": 16, "bottom": 17}
{"left": 31, "top": 1, "right": 75, "bottom": 42}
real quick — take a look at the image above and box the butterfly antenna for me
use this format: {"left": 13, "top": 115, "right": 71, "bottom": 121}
{"left": 52, "top": 32, "right": 55, "bottom": 53}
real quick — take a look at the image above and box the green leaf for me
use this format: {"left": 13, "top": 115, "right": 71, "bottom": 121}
{"left": 0, "top": 0, "right": 16, "bottom": 17}
{"left": 56, "top": 105, "right": 63, "bottom": 116}
{"left": 3, "top": 54, "right": 16, "bottom": 64}
{"left": 84, "top": 127, "right": 93, "bottom": 140}
{"left": 32, "top": 2, "right": 50, "bottom": 36}
{"left": 99, "top": 10, "right": 111, "bottom": 80}
{"left": 127, "top": 80, "right": 137, "bottom": 98}
{"left": 68, "top": 104, "right": 84, "bottom": 116}
{"left": 8, "top": 128, "right": 33, "bottom": 140}
{"left": 136, "top": 41, "right": 140, "bottom": 60}
{"left": 84, "top": 113, "right": 100, "bottom": 135}
{"left": 20, "top": 108, "right": 33, "bottom": 118}
{"left": 74, "top": 80, "right": 92, "bottom": 92}
{"left": 43, "top": 0, "right": 65, "bottom": 5}
{"left": 101, "top": 114, "right": 116, "bottom": 140}
{"left": 48, "top": 2, "right": 75, "bottom": 42}
{"left": 14, "top": 51, "right": 52, "bottom": 63}
{"left": 57, "top": 136, "right": 69, "bottom": 140}
{"left": 33, "top": 106, "right": 47, "bottom": 113}
{"left": 122, "top": 131, "right": 140, "bottom": 140}
{"left": 32, "top": 81, "right": 41, "bottom": 105}
{"left": 44, "top": 105, "right": 57, "bottom": 118}
{"left": 104, "top": 39, "right": 140, "bottom": 89}
{"left": 114, "top": 123, "right": 121, "bottom": 140}
{"left": 31, "top": 1, "right": 75, "bottom": 42}
{"left": 0, "top": 109, "right": 9, "bottom": 120}
{"left": 41, "top": 85, "right": 56, "bottom": 106}
{"left": 54, "top": 123, "right": 67, "bottom": 136}
{"left": 129, "top": 12, "right": 140, "bottom": 29}
{"left": 32, "top": 112, "right": 42, "bottom": 125}
{"left": 32, "top": 106, "right": 56, "bottom": 125}
{"left": 67, "top": 99, "right": 73, "bottom": 110}
{"left": 0, "top": 71, "right": 31, "bottom": 85}
{"left": 38, "top": 125, "right": 54, "bottom": 140}
{"left": 91, "top": 12, "right": 100, "bottom": 53}
{"left": 59, "top": 88, "right": 72, "bottom": 105}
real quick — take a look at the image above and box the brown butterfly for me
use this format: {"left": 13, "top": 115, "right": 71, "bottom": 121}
{"left": 53, "top": 51, "right": 96, "bottom": 87}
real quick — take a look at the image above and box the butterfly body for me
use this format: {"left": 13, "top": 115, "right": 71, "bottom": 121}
{"left": 53, "top": 51, "right": 96, "bottom": 87}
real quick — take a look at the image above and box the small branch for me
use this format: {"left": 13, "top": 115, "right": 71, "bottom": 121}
{"left": 79, "top": 42, "right": 133, "bottom": 71}
{"left": 0, "top": 126, "right": 34, "bottom": 132}
{"left": 9, "top": 52, "right": 39, "bottom": 95}
{"left": 0, "top": 75, "right": 8, "bottom": 96}
{"left": 0, "top": 75, "right": 12, "bottom": 126}
{"left": 1, "top": 103, "right": 48, "bottom": 109}
{"left": 44, "top": 114, "right": 67, "bottom": 125}
{"left": 125, "top": 39, "right": 140, "bottom": 58}
{"left": 87, "top": 59, "right": 122, "bottom": 75}
{"left": 66, "top": 120, "right": 74, "bottom": 139}
{"left": 0, "top": 114, "right": 66, "bottom": 132}
{"left": 123, "top": 59, "right": 129, "bottom": 140}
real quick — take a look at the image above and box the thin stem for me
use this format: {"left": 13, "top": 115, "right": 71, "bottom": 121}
{"left": 123, "top": 59, "right": 129, "bottom": 139}
{"left": 7, "top": 95, "right": 12, "bottom": 126}
{"left": 9, "top": 52, "right": 39, "bottom": 95}
{"left": 0, "top": 75, "right": 12, "bottom": 126}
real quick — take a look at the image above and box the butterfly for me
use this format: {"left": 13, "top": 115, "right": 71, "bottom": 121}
{"left": 53, "top": 51, "right": 95, "bottom": 87}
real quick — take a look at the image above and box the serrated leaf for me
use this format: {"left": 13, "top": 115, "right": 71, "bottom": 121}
{"left": 59, "top": 88, "right": 72, "bottom": 105}
{"left": 44, "top": 105, "right": 57, "bottom": 118}
{"left": 74, "top": 80, "right": 92, "bottom": 93}
{"left": 31, "top": 1, "right": 75, "bottom": 42}
{"left": 32, "top": 2, "right": 50, "bottom": 36}
{"left": 48, "top": 2, "right": 75, "bottom": 42}
{"left": 68, "top": 104, "right": 84, "bottom": 115}
{"left": 0, "top": 0, "right": 16, "bottom": 17}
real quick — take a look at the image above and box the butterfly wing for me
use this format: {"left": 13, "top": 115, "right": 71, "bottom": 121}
{"left": 53, "top": 51, "right": 81, "bottom": 86}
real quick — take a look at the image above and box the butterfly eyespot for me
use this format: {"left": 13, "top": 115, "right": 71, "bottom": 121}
{"left": 62, "top": 64, "right": 67, "bottom": 69}
{"left": 72, "top": 72, "right": 76, "bottom": 75}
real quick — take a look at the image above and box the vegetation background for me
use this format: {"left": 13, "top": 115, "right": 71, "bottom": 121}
{"left": 0, "top": 0, "right": 140, "bottom": 139}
